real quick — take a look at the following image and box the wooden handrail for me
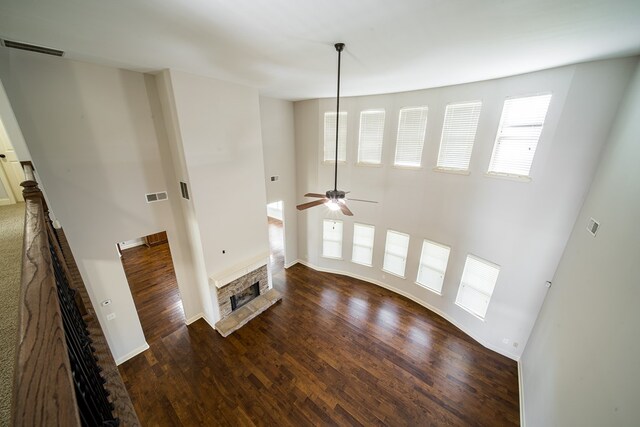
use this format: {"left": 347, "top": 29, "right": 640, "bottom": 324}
{"left": 12, "top": 162, "right": 139, "bottom": 426}
{"left": 12, "top": 163, "right": 80, "bottom": 425}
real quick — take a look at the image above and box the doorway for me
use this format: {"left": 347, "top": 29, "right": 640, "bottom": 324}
{"left": 117, "top": 231, "right": 185, "bottom": 343}
{"left": 266, "top": 201, "right": 285, "bottom": 275}
{"left": 0, "top": 116, "right": 24, "bottom": 205}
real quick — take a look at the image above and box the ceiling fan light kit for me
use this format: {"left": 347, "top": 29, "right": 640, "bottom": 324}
{"left": 296, "top": 43, "right": 377, "bottom": 216}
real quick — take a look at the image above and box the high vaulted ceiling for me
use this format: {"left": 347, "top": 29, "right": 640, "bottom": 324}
{"left": 1, "top": 0, "right": 639, "bottom": 100}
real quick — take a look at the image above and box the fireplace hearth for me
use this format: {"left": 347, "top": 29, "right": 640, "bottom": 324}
{"left": 231, "top": 282, "right": 260, "bottom": 311}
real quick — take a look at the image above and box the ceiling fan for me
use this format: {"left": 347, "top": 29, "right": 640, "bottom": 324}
{"left": 296, "top": 43, "right": 377, "bottom": 216}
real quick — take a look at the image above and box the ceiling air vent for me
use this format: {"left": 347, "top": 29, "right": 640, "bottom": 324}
{"left": 2, "top": 39, "right": 64, "bottom": 57}
{"left": 145, "top": 191, "right": 168, "bottom": 203}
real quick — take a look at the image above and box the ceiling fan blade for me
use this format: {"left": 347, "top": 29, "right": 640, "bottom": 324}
{"left": 304, "top": 193, "right": 327, "bottom": 198}
{"left": 338, "top": 201, "right": 354, "bottom": 216}
{"left": 347, "top": 198, "right": 378, "bottom": 204}
{"left": 296, "top": 199, "right": 328, "bottom": 211}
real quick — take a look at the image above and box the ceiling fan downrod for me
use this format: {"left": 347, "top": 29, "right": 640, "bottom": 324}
{"left": 333, "top": 42, "right": 344, "bottom": 192}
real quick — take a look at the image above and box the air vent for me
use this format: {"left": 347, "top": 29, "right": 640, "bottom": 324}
{"left": 587, "top": 218, "right": 600, "bottom": 236}
{"left": 2, "top": 39, "right": 64, "bottom": 57}
{"left": 145, "top": 191, "right": 168, "bottom": 203}
{"left": 179, "top": 181, "right": 189, "bottom": 200}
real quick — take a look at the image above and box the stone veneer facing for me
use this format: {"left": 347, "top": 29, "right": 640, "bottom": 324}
{"left": 216, "top": 265, "right": 269, "bottom": 320}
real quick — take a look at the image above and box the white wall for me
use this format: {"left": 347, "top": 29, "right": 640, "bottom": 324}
{"left": 162, "top": 70, "right": 270, "bottom": 317}
{"left": 0, "top": 48, "right": 204, "bottom": 363}
{"left": 520, "top": 62, "right": 640, "bottom": 426}
{"left": 294, "top": 57, "right": 637, "bottom": 359}
{"left": 260, "top": 96, "right": 298, "bottom": 266}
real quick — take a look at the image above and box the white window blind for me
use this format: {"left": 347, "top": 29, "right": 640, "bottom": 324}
{"left": 394, "top": 106, "right": 428, "bottom": 167}
{"left": 324, "top": 112, "right": 347, "bottom": 162}
{"left": 455, "top": 255, "right": 500, "bottom": 320}
{"left": 382, "top": 230, "right": 410, "bottom": 277}
{"left": 352, "top": 223, "right": 375, "bottom": 266}
{"left": 322, "top": 219, "right": 343, "bottom": 259}
{"left": 416, "top": 240, "right": 450, "bottom": 294}
{"left": 488, "top": 94, "right": 552, "bottom": 177}
{"left": 437, "top": 101, "right": 482, "bottom": 171}
{"left": 358, "top": 110, "right": 385, "bottom": 164}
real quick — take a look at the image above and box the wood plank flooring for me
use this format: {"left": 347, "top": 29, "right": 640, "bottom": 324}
{"left": 119, "top": 220, "right": 519, "bottom": 426}
{"left": 120, "top": 241, "right": 186, "bottom": 344}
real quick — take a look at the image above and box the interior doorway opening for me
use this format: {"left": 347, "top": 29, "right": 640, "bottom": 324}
{"left": 117, "top": 231, "right": 185, "bottom": 343}
{"left": 267, "top": 201, "right": 285, "bottom": 275}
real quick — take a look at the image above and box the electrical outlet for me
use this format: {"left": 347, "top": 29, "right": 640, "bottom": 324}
{"left": 502, "top": 338, "right": 510, "bottom": 344}
{"left": 106, "top": 313, "right": 116, "bottom": 321}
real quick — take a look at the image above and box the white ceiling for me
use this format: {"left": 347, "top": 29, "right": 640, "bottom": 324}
{"left": 1, "top": 0, "right": 640, "bottom": 100}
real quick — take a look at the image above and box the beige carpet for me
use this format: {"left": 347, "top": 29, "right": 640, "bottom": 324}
{"left": 0, "top": 203, "right": 24, "bottom": 426}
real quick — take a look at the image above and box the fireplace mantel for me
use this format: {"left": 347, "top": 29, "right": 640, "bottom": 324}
{"left": 208, "top": 251, "right": 270, "bottom": 289}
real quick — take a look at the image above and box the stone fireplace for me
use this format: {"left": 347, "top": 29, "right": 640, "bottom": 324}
{"left": 215, "top": 264, "right": 269, "bottom": 319}
{"left": 211, "top": 255, "right": 281, "bottom": 337}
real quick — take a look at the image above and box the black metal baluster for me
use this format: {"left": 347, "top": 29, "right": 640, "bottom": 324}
{"left": 50, "top": 242, "right": 120, "bottom": 426}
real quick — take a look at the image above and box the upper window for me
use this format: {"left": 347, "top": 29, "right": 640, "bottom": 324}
{"left": 394, "top": 106, "right": 428, "bottom": 167}
{"left": 416, "top": 239, "right": 451, "bottom": 294}
{"left": 455, "top": 255, "right": 500, "bottom": 320}
{"left": 357, "top": 110, "right": 385, "bottom": 165}
{"left": 488, "top": 94, "right": 552, "bottom": 177}
{"left": 322, "top": 219, "right": 343, "bottom": 259}
{"left": 436, "top": 101, "right": 482, "bottom": 171}
{"left": 352, "top": 223, "right": 375, "bottom": 267}
{"left": 324, "top": 112, "right": 347, "bottom": 162}
{"left": 382, "top": 230, "right": 410, "bottom": 277}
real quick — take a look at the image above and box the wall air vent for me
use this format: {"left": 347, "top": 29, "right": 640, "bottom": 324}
{"left": 145, "top": 191, "right": 168, "bottom": 203}
{"left": 2, "top": 39, "right": 64, "bottom": 57}
{"left": 587, "top": 217, "right": 600, "bottom": 236}
{"left": 179, "top": 181, "right": 189, "bottom": 200}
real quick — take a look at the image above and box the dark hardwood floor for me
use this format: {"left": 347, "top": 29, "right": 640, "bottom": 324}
{"left": 120, "top": 241, "right": 186, "bottom": 344}
{"left": 119, "top": 220, "right": 519, "bottom": 426}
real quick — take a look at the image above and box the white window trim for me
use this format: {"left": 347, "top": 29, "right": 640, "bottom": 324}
{"left": 351, "top": 222, "right": 375, "bottom": 267}
{"left": 486, "top": 92, "right": 552, "bottom": 180}
{"left": 485, "top": 171, "right": 532, "bottom": 182}
{"left": 393, "top": 106, "right": 428, "bottom": 168}
{"left": 436, "top": 100, "right": 482, "bottom": 172}
{"left": 433, "top": 167, "right": 471, "bottom": 176}
{"left": 323, "top": 111, "right": 348, "bottom": 164}
{"left": 382, "top": 230, "right": 410, "bottom": 278}
{"left": 322, "top": 219, "right": 344, "bottom": 260}
{"left": 454, "top": 254, "right": 500, "bottom": 321}
{"left": 415, "top": 239, "right": 450, "bottom": 296}
{"left": 357, "top": 109, "right": 386, "bottom": 166}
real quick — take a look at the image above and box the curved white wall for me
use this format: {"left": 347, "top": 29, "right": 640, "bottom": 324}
{"left": 293, "top": 58, "right": 637, "bottom": 359}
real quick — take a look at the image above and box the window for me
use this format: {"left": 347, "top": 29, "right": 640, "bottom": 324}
{"left": 436, "top": 101, "right": 482, "bottom": 171}
{"left": 455, "top": 255, "right": 500, "bottom": 320}
{"left": 394, "top": 106, "right": 428, "bottom": 167}
{"left": 358, "top": 110, "right": 385, "bottom": 165}
{"left": 382, "top": 230, "right": 410, "bottom": 277}
{"left": 488, "top": 94, "right": 552, "bottom": 177}
{"left": 324, "top": 112, "right": 347, "bottom": 162}
{"left": 352, "top": 223, "right": 375, "bottom": 266}
{"left": 416, "top": 240, "right": 450, "bottom": 294}
{"left": 322, "top": 219, "right": 343, "bottom": 259}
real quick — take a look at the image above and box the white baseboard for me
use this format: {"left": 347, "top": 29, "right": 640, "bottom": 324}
{"left": 518, "top": 361, "right": 526, "bottom": 426}
{"left": 115, "top": 342, "right": 150, "bottom": 365}
{"left": 284, "top": 260, "right": 298, "bottom": 269}
{"left": 119, "top": 240, "right": 145, "bottom": 250}
{"left": 185, "top": 312, "right": 217, "bottom": 330}
{"left": 0, "top": 198, "right": 14, "bottom": 206}
{"left": 291, "top": 259, "right": 520, "bottom": 361}
{"left": 202, "top": 314, "right": 217, "bottom": 330}
{"left": 185, "top": 312, "right": 203, "bottom": 325}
